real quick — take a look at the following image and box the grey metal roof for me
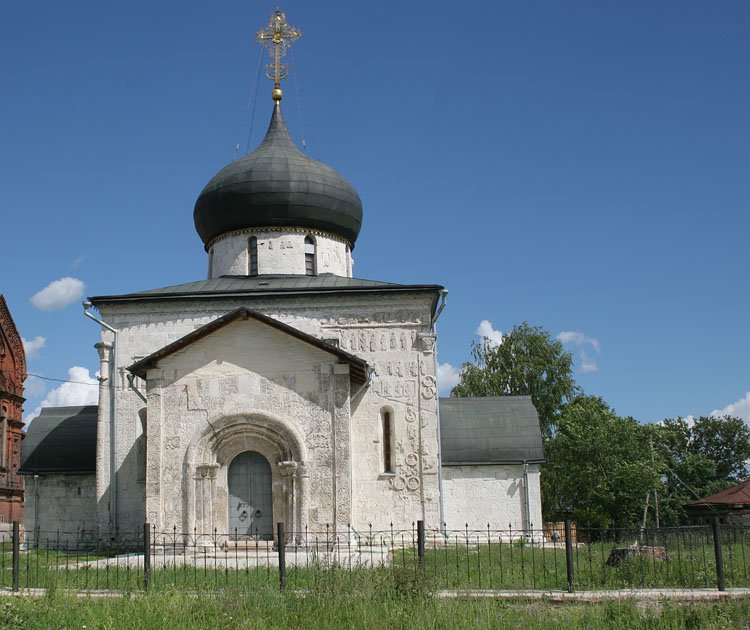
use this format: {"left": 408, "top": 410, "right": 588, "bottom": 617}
{"left": 129, "top": 308, "right": 370, "bottom": 387}
{"left": 90, "top": 274, "right": 443, "bottom": 304}
{"left": 439, "top": 396, "right": 545, "bottom": 465}
{"left": 20, "top": 406, "right": 97, "bottom": 475}
{"left": 194, "top": 103, "right": 363, "bottom": 247}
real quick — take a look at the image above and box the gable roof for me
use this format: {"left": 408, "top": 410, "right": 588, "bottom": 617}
{"left": 128, "top": 307, "right": 371, "bottom": 387}
{"left": 90, "top": 274, "right": 443, "bottom": 305}
{"left": 439, "top": 396, "right": 545, "bottom": 465}
{"left": 686, "top": 480, "right": 750, "bottom": 510}
{"left": 19, "top": 406, "right": 97, "bottom": 475}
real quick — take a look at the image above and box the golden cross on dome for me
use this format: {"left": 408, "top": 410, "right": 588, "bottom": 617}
{"left": 255, "top": 8, "right": 302, "bottom": 102}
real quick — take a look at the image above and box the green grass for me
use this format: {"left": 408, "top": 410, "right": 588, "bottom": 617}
{"left": 407, "top": 537, "right": 750, "bottom": 591}
{"left": 0, "top": 537, "right": 749, "bottom": 592}
{"left": 0, "top": 579, "right": 749, "bottom": 630}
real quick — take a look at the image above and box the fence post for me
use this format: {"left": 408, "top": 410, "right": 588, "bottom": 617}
{"left": 11, "top": 521, "right": 19, "bottom": 593}
{"left": 143, "top": 522, "right": 151, "bottom": 590}
{"left": 417, "top": 520, "right": 425, "bottom": 575}
{"left": 278, "top": 522, "right": 286, "bottom": 590}
{"left": 564, "top": 520, "right": 574, "bottom": 593}
{"left": 712, "top": 517, "right": 725, "bottom": 592}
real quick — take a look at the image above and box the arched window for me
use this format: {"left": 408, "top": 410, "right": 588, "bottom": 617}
{"left": 208, "top": 249, "right": 214, "bottom": 279}
{"left": 381, "top": 409, "right": 393, "bottom": 473}
{"left": 137, "top": 409, "right": 147, "bottom": 482}
{"left": 304, "top": 236, "right": 316, "bottom": 276}
{"left": 248, "top": 236, "right": 258, "bottom": 276}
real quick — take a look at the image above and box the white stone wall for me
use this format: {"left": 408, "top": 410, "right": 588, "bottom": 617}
{"left": 143, "top": 318, "right": 352, "bottom": 533}
{"left": 441, "top": 464, "right": 543, "bottom": 534}
{"left": 208, "top": 230, "right": 352, "bottom": 278}
{"left": 95, "top": 291, "right": 441, "bottom": 535}
{"left": 24, "top": 475, "right": 97, "bottom": 541}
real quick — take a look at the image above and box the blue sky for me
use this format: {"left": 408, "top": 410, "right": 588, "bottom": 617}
{"left": 2, "top": 1, "right": 749, "bottom": 425}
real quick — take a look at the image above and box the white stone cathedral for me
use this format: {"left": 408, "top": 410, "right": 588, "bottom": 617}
{"left": 21, "top": 13, "right": 544, "bottom": 541}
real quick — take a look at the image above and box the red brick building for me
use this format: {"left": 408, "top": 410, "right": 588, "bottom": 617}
{"left": 0, "top": 296, "right": 25, "bottom": 523}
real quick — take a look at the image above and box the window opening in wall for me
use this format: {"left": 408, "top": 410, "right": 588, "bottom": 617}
{"left": 382, "top": 410, "right": 393, "bottom": 473}
{"left": 137, "top": 409, "right": 147, "bottom": 483}
{"left": 304, "top": 236, "right": 316, "bottom": 276}
{"left": 208, "top": 249, "right": 214, "bottom": 279}
{"left": 248, "top": 236, "right": 258, "bottom": 276}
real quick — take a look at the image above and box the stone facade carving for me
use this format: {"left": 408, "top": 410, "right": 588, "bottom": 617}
{"left": 92, "top": 291, "right": 442, "bottom": 536}
{"left": 209, "top": 229, "right": 352, "bottom": 278}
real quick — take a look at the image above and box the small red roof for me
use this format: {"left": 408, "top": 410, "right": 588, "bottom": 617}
{"left": 687, "top": 480, "right": 750, "bottom": 507}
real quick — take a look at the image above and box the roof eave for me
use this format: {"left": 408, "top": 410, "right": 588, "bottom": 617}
{"left": 19, "top": 469, "right": 95, "bottom": 476}
{"left": 89, "top": 284, "right": 445, "bottom": 305}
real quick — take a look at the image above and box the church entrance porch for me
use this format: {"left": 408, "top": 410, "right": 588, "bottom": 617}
{"left": 228, "top": 451, "right": 273, "bottom": 540}
{"left": 184, "top": 412, "right": 310, "bottom": 538}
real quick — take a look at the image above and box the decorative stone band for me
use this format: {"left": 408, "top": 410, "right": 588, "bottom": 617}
{"left": 204, "top": 225, "right": 352, "bottom": 252}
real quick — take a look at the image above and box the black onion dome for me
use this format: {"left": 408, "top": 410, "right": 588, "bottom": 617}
{"left": 194, "top": 103, "right": 363, "bottom": 247}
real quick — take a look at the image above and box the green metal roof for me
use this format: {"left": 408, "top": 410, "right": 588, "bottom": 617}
{"left": 90, "top": 274, "right": 443, "bottom": 304}
{"left": 439, "top": 396, "right": 545, "bottom": 465}
{"left": 20, "top": 406, "right": 98, "bottom": 475}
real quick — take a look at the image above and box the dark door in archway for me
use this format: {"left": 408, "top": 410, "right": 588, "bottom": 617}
{"left": 228, "top": 451, "right": 273, "bottom": 539}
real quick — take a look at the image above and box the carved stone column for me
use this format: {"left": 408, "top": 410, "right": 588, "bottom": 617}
{"left": 332, "top": 364, "right": 352, "bottom": 536}
{"left": 194, "top": 463, "right": 219, "bottom": 535}
{"left": 296, "top": 463, "right": 309, "bottom": 544}
{"left": 278, "top": 460, "right": 298, "bottom": 541}
{"left": 94, "top": 340, "right": 113, "bottom": 535}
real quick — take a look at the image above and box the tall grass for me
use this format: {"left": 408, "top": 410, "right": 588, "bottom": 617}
{"left": 0, "top": 580, "right": 748, "bottom": 630}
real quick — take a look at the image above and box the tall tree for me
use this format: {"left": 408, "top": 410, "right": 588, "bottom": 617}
{"left": 451, "top": 322, "right": 579, "bottom": 437}
{"left": 542, "top": 396, "right": 661, "bottom": 527}
{"left": 653, "top": 415, "right": 750, "bottom": 524}
{"left": 690, "top": 415, "right": 750, "bottom": 482}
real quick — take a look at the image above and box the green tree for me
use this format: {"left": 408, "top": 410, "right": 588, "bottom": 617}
{"left": 542, "top": 396, "right": 661, "bottom": 527}
{"left": 691, "top": 415, "right": 750, "bottom": 481}
{"left": 451, "top": 322, "right": 579, "bottom": 437}
{"left": 653, "top": 415, "right": 750, "bottom": 524}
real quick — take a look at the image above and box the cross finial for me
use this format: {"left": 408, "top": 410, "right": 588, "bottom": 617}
{"left": 255, "top": 8, "right": 302, "bottom": 102}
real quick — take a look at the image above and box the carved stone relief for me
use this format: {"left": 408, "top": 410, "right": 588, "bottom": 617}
{"left": 419, "top": 333, "right": 436, "bottom": 353}
{"left": 420, "top": 375, "right": 437, "bottom": 399}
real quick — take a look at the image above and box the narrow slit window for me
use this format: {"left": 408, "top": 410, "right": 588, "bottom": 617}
{"left": 382, "top": 410, "right": 392, "bottom": 473}
{"left": 304, "top": 236, "right": 316, "bottom": 276}
{"left": 248, "top": 236, "right": 258, "bottom": 276}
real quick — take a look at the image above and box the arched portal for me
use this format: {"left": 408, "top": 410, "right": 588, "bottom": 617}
{"left": 228, "top": 451, "right": 273, "bottom": 539}
{"left": 184, "top": 411, "right": 309, "bottom": 537}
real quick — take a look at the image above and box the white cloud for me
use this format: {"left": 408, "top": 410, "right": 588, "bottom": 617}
{"left": 476, "top": 320, "right": 503, "bottom": 347}
{"left": 71, "top": 255, "right": 85, "bottom": 269}
{"left": 557, "top": 330, "right": 601, "bottom": 373}
{"left": 557, "top": 330, "right": 601, "bottom": 353}
{"left": 712, "top": 392, "right": 750, "bottom": 425}
{"left": 21, "top": 336, "right": 46, "bottom": 359}
{"left": 580, "top": 351, "right": 599, "bottom": 374}
{"left": 437, "top": 362, "right": 461, "bottom": 395}
{"left": 30, "top": 277, "right": 85, "bottom": 311}
{"left": 23, "top": 375, "right": 47, "bottom": 399}
{"left": 25, "top": 366, "right": 98, "bottom": 423}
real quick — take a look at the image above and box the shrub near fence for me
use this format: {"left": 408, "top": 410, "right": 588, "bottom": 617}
{"left": 2, "top": 519, "right": 747, "bottom": 593}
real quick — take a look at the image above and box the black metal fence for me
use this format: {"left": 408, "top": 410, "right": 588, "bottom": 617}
{"left": 3, "top": 519, "right": 746, "bottom": 593}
